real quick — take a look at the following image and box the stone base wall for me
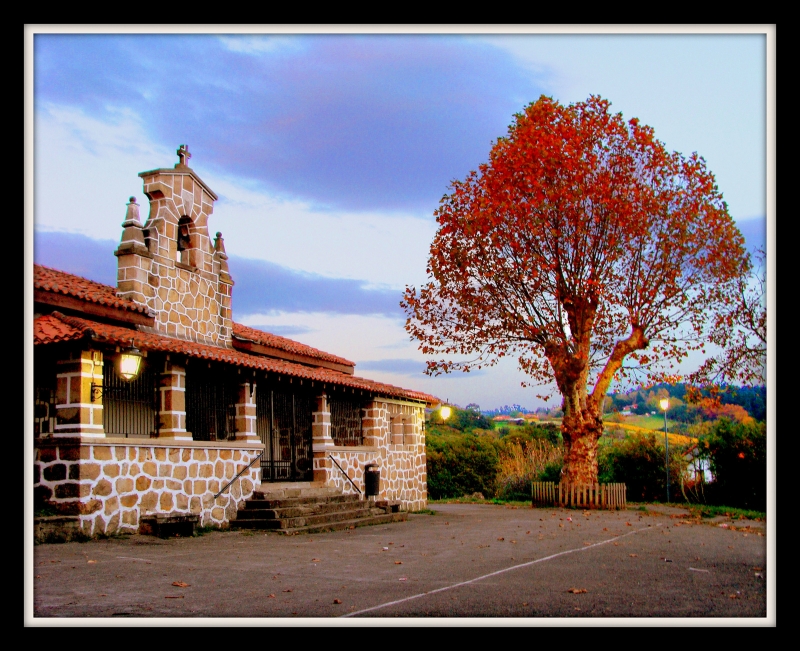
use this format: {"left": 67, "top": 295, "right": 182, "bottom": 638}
{"left": 33, "top": 439, "right": 264, "bottom": 537}
{"left": 328, "top": 445, "right": 427, "bottom": 512}
{"left": 326, "top": 399, "right": 427, "bottom": 512}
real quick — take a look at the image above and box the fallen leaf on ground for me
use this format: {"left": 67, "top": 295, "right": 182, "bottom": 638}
{"left": 165, "top": 595, "right": 184, "bottom": 599}
{"left": 35, "top": 575, "right": 41, "bottom": 579}
{"left": 567, "top": 588, "right": 587, "bottom": 594}
{"left": 99, "top": 593, "right": 107, "bottom": 596}
{"left": 497, "top": 537, "right": 505, "bottom": 541}
{"left": 399, "top": 577, "right": 407, "bottom": 581}
{"left": 603, "top": 528, "right": 608, "bottom": 531}
{"left": 268, "top": 594, "right": 275, "bottom": 598}
{"left": 87, "top": 560, "right": 97, "bottom": 564}
{"left": 626, "top": 522, "right": 632, "bottom": 527}
{"left": 333, "top": 599, "right": 342, "bottom": 604}
{"left": 583, "top": 542, "right": 592, "bottom": 546}
{"left": 629, "top": 554, "right": 637, "bottom": 557}
{"left": 394, "top": 561, "right": 403, "bottom": 565}
{"left": 283, "top": 589, "right": 293, "bottom": 593}
{"left": 526, "top": 531, "right": 531, "bottom": 534}
{"left": 312, "top": 558, "right": 321, "bottom": 562}
{"left": 172, "top": 581, "right": 190, "bottom": 588}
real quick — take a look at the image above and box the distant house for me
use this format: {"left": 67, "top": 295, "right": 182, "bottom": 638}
{"left": 32, "top": 146, "right": 438, "bottom": 538}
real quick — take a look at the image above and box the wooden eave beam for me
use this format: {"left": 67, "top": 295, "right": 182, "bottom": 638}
{"left": 34, "top": 290, "right": 156, "bottom": 327}
{"left": 231, "top": 338, "right": 355, "bottom": 375}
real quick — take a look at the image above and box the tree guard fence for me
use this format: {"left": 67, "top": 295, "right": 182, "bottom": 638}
{"left": 531, "top": 482, "right": 627, "bottom": 510}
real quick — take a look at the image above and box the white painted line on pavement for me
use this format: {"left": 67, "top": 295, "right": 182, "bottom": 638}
{"left": 341, "top": 524, "right": 662, "bottom": 617}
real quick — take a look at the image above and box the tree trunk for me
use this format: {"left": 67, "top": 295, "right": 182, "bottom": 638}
{"left": 560, "top": 401, "right": 604, "bottom": 485}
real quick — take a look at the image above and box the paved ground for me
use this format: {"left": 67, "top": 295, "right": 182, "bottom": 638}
{"left": 27, "top": 503, "right": 772, "bottom": 624}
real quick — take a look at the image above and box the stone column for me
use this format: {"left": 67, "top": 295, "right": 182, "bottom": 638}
{"left": 53, "top": 350, "right": 105, "bottom": 438}
{"left": 234, "top": 382, "right": 259, "bottom": 443}
{"left": 312, "top": 393, "right": 333, "bottom": 484}
{"left": 157, "top": 360, "right": 191, "bottom": 441}
{"left": 362, "top": 400, "right": 386, "bottom": 448}
{"left": 390, "top": 414, "right": 404, "bottom": 445}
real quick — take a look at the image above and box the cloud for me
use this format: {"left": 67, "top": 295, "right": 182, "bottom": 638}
{"left": 735, "top": 215, "right": 767, "bottom": 254}
{"left": 34, "top": 33, "right": 543, "bottom": 213}
{"left": 229, "top": 255, "right": 404, "bottom": 318}
{"left": 32, "top": 230, "right": 405, "bottom": 319}
{"left": 245, "top": 324, "right": 313, "bottom": 337}
{"left": 356, "top": 358, "right": 426, "bottom": 376}
{"left": 33, "top": 231, "right": 118, "bottom": 285}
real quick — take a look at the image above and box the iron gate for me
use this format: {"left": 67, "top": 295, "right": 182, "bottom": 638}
{"left": 256, "top": 386, "right": 314, "bottom": 482}
{"left": 103, "top": 355, "right": 159, "bottom": 438}
{"left": 185, "top": 361, "right": 238, "bottom": 442}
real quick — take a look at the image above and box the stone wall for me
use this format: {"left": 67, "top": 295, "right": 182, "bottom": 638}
{"left": 33, "top": 440, "right": 263, "bottom": 537}
{"left": 323, "top": 399, "right": 427, "bottom": 512}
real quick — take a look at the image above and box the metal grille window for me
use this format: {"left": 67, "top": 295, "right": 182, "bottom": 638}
{"left": 185, "top": 362, "right": 238, "bottom": 442}
{"left": 33, "top": 355, "right": 57, "bottom": 438}
{"left": 103, "top": 355, "right": 159, "bottom": 438}
{"left": 330, "top": 397, "right": 364, "bottom": 446}
{"left": 256, "top": 385, "right": 314, "bottom": 482}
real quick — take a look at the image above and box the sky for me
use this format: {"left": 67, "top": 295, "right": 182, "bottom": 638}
{"left": 26, "top": 26, "right": 773, "bottom": 412}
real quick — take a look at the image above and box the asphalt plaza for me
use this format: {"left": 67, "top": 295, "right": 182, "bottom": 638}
{"left": 28, "top": 502, "right": 771, "bottom": 624}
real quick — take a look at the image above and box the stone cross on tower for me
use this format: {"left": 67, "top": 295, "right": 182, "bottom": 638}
{"left": 176, "top": 144, "right": 191, "bottom": 167}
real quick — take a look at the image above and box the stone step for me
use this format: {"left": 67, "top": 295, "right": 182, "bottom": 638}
{"left": 254, "top": 483, "right": 342, "bottom": 500}
{"left": 245, "top": 494, "right": 361, "bottom": 510}
{"left": 232, "top": 511, "right": 408, "bottom": 535}
{"left": 231, "top": 505, "right": 388, "bottom": 530}
{"left": 240, "top": 498, "right": 371, "bottom": 520}
{"left": 280, "top": 511, "right": 408, "bottom": 535}
{"left": 230, "top": 483, "right": 407, "bottom": 536}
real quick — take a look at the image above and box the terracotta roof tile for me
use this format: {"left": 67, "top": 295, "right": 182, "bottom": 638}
{"left": 33, "top": 314, "right": 85, "bottom": 344}
{"left": 232, "top": 322, "right": 355, "bottom": 367}
{"left": 37, "top": 313, "right": 437, "bottom": 405}
{"left": 33, "top": 264, "right": 153, "bottom": 317}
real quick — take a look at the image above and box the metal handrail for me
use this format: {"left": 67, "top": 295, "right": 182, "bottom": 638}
{"left": 214, "top": 450, "right": 264, "bottom": 499}
{"left": 328, "top": 454, "right": 362, "bottom": 494}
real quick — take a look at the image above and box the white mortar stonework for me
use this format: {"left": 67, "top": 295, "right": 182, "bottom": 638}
{"left": 328, "top": 399, "right": 427, "bottom": 512}
{"left": 34, "top": 441, "right": 262, "bottom": 537}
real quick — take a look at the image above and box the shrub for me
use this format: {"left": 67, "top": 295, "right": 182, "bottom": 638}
{"left": 426, "top": 433, "right": 499, "bottom": 499}
{"left": 701, "top": 418, "right": 766, "bottom": 510}
{"left": 495, "top": 439, "right": 563, "bottom": 500}
{"left": 599, "top": 434, "right": 685, "bottom": 502}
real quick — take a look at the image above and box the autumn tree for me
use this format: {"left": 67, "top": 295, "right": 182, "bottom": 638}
{"left": 402, "top": 95, "right": 748, "bottom": 484}
{"left": 688, "top": 246, "right": 766, "bottom": 388}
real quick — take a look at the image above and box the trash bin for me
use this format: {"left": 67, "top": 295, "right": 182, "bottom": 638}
{"left": 365, "top": 463, "right": 380, "bottom": 497}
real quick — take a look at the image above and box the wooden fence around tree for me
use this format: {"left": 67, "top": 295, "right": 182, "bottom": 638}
{"left": 531, "top": 482, "right": 627, "bottom": 510}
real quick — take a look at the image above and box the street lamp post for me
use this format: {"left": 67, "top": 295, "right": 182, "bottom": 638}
{"left": 659, "top": 398, "right": 670, "bottom": 503}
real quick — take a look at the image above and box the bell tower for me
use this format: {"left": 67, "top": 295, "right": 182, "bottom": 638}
{"left": 115, "top": 145, "right": 234, "bottom": 345}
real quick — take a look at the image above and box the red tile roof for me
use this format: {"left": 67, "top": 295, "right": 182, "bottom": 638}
{"left": 232, "top": 322, "right": 354, "bottom": 368}
{"left": 33, "top": 313, "right": 84, "bottom": 344}
{"left": 34, "top": 265, "right": 154, "bottom": 317}
{"left": 35, "top": 312, "right": 437, "bottom": 405}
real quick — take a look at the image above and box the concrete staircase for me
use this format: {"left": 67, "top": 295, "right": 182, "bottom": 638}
{"left": 230, "top": 482, "right": 407, "bottom": 535}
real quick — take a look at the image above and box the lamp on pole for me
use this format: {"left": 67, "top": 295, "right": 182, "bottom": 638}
{"left": 659, "top": 398, "right": 670, "bottom": 503}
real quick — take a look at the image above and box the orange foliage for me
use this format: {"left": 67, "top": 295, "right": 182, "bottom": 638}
{"left": 402, "top": 95, "right": 748, "bottom": 482}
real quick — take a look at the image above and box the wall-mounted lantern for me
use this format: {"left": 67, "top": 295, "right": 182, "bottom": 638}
{"left": 91, "top": 342, "right": 144, "bottom": 401}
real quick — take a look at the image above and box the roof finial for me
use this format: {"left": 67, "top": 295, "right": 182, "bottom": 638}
{"left": 176, "top": 144, "right": 191, "bottom": 168}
